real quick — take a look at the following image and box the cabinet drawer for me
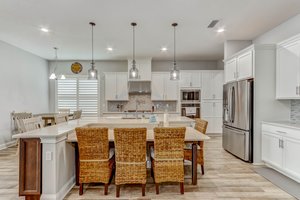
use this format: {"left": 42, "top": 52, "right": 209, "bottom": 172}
{"left": 262, "top": 124, "right": 300, "bottom": 140}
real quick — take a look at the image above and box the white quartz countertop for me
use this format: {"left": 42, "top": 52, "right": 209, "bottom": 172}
{"left": 12, "top": 116, "right": 194, "bottom": 139}
{"left": 262, "top": 121, "right": 300, "bottom": 130}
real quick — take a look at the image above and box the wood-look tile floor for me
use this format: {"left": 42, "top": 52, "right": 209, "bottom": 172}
{"left": 0, "top": 136, "right": 296, "bottom": 200}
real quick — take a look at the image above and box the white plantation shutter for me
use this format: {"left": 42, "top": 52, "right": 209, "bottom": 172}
{"left": 57, "top": 78, "right": 77, "bottom": 112}
{"left": 56, "top": 77, "right": 99, "bottom": 117}
{"left": 78, "top": 79, "right": 98, "bottom": 117}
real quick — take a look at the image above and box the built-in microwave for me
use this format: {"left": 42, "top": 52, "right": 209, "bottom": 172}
{"left": 180, "top": 89, "right": 200, "bottom": 102}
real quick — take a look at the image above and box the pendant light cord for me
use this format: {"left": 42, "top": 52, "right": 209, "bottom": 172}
{"left": 174, "top": 25, "right": 176, "bottom": 66}
{"left": 133, "top": 24, "right": 135, "bottom": 62}
{"left": 92, "top": 24, "right": 94, "bottom": 67}
{"left": 90, "top": 22, "right": 96, "bottom": 69}
{"left": 54, "top": 47, "right": 58, "bottom": 72}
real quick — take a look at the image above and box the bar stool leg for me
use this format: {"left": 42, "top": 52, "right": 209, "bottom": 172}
{"left": 116, "top": 185, "right": 120, "bottom": 197}
{"left": 155, "top": 183, "right": 159, "bottom": 194}
{"left": 142, "top": 184, "right": 146, "bottom": 196}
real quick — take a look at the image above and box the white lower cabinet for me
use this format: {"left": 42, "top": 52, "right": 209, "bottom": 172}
{"left": 261, "top": 123, "right": 300, "bottom": 183}
{"left": 201, "top": 100, "right": 222, "bottom": 134}
{"left": 261, "top": 132, "right": 283, "bottom": 169}
{"left": 283, "top": 137, "right": 300, "bottom": 179}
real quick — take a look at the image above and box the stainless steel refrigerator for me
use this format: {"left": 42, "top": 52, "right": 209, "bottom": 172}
{"left": 223, "top": 79, "right": 253, "bottom": 162}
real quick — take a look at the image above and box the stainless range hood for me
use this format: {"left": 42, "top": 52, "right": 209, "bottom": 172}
{"left": 128, "top": 81, "right": 151, "bottom": 94}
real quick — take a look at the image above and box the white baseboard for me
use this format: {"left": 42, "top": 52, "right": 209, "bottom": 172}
{"left": 41, "top": 176, "right": 75, "bottom": 200}
{"left": 0, "top": 140, "right": 16, "bottom": 150}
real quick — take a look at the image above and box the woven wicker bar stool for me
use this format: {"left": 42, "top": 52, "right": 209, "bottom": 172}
{"left": 151, "top": 127, "right": 186, "bottom": 194}
{"left": 114, "top": 128, "right": 147, "bottom": 198}
{"left": 184, "top": 118, "right": 208, "bottom": 175}
{"left": 75, "top": 127, "right": 115, "bottom": 196}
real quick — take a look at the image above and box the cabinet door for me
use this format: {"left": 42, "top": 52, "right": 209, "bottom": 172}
{"left": 105, "top": 73, "right": 117, "bottom": 100}
{"left": 225, "top": 58, "right": 237, "bottom": 83}
{"left": 213, "top": 101, "right": 223, "bottom": 117}
{"left": 276, "top": 42, "right": 300, "bottom": 99}
{"left": 201, "top": 72, "right": 213, "bottom": 99}
{"left": 164, "top": 75, "right": 178, "bottom": 100}
{"left": 262, "top": 132, "right": 283, "bottom": 169}
{"left": 213, "top": 117, "right": 223, "bottom": 134}
{"left": 212, "top": 71, "right": 224, "bottom": 99}
{"left": 237, "top": 51, "right": 253, "bottom": 80}
{"left": 283, "top": 137, "right": 300, "bottom": 180}
{"left": 116, "top": 73, "right": 128, "bottom": 100}
{"left": 137, "top": 59, "right": 152, "bottom": 81}
{"left": 151, "top": 74, "right": 165, "bottom": 100}
{"left": 180, "top": 72, "right": 191, "bottom": 87}
{"left": 191, "top": 72, "right": 201, "bottom": 88}
{"left": 201, "top": 101, "right": 214, "bottom": 117}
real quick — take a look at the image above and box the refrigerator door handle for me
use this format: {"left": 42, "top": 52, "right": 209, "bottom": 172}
{"left": 231, "top": 86, "right": 236, "bottom": 123}
{"left": 228, "top": 87, "right": 232, "bottom": 123}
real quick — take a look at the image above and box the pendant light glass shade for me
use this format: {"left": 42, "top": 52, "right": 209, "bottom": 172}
{"left": 170, "top": 62, "right": 180, "bottom": 80}
{"left": 88, "top": 22, "right": 98, "bottom": 80}
{"left": 49, "top": 72, "right": 57, "bottom": 80}
{"left": 129, "top": 22, "right": 139, "bottom": 79}
{"left": 129, "top": 59, "right": 139, "bottom": 79}
{"left": 60, "top": 74, "right": 66, "bottom": 80}
{"left": 88, "top": 63, "right": 98, "bottom": 80}
{"left": 170, "top": 23, "right": 180, "bottom": 80}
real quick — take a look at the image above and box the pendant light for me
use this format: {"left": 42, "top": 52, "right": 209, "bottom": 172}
{"left": 88, "top": 22, "right": 98, "bottom": 80}
{"left": 170, "top": 23, "right": 180, "bottom": 80}
{"left": 49, "top": 47, "right": 66, "bottom": 80}
{"left": 49, "top": 47, "right": 58, "bottom": 79}
{"left": 129, "top": 22, "right": 139, "bottom": 79}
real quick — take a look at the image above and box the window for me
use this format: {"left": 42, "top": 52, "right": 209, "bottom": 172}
{"left": 56, "top": 77, "right": 99, "bottom": 117}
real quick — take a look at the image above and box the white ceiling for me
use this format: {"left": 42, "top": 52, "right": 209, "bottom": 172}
{"left": 0, "top": 0, "right": 300, "bottom": 61}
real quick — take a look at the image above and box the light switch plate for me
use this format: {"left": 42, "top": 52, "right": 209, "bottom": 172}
{"left": 46, "top": 151, "right": 52, "bottom": 161}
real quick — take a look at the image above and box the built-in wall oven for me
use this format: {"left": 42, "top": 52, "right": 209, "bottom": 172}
{"left": 180, "top": 89, "right": 201, "bottom": 118}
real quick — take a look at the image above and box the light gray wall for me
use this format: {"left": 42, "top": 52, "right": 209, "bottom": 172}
{"left": 0, "top": 40, "right": 49, "bottom": 149}
{"left": 253, "top": 14, "right": 300, "bottom": 44}
{"left": 224, "top": 40, "right": 252, "bottom": 60}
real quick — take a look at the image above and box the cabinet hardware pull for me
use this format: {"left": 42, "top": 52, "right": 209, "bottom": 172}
{"left": 298, "top": 86, "right": 300, "bottom": 96}
{"left": 296, "top": 86, "right": 299, "bottom": 95}
{"left": 276, "top": 130, "right": 287, "bottom": 134}
{"left": 281, "top": 140, "right": 284, "bottom": 148}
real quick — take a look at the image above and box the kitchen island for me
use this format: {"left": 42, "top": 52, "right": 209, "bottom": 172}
{"left": 13, "top": 116, "right": 208, "bottom": 200}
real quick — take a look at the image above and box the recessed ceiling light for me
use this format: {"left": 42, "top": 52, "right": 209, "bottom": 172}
{"left": 107, "top": 47, "right": 113, "bottom": 52}
{"left": 217, "top": 28, "right": 225, "bottom": 33}
{"left": 161, "top": 47, "right": 168, "bottom": 52}
{"left": 40, "top": 27, "right": 49, "bottom": 32}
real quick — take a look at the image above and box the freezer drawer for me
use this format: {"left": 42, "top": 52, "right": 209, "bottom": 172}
{"left": 222, "top": 125, "right": 251, "bottom": 161}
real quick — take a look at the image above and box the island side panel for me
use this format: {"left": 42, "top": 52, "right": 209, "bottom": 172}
{"left": 19, "top": 138, "right": 42, "bottom": 199}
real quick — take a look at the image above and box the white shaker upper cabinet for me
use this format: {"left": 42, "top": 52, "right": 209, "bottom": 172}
{"left": 224, "top": 46, "right": 254, "bottom": 84}
{"left": 151, "top": 72, "right": 178, "bottom": 101}
{"left": 105, "top": 72, "right": 128, "bottom": 101}
{"left": 224, "top": 58, "right": 237, "bottom": 83}
{"left": 202, "top": 71, "right": 223, "bottom": 100}
{"left": 180, "top": 71, "right": 201, "bottom": 88}
{"left": 151, "top": 73, "right": 165, "bottom": 100}
{"left": 237, "top": 50, "right": 253, "bottom": 80}
{"left": 276, "top": 35, "right": 300, "bottom": 99}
